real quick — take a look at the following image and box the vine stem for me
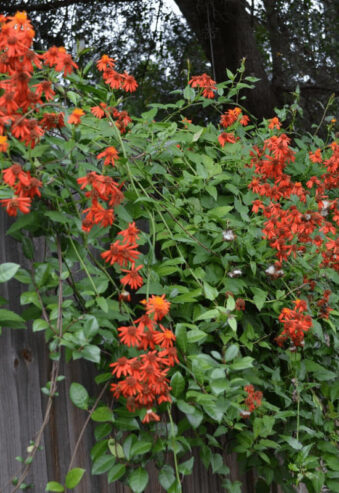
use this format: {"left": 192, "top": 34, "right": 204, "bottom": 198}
{"left": 8, "top": 237, "right": 64, "bottom": 493}
{"left": 67, "top": 235, "right": 99, "bottom": 296}
{"left": 68, "top": 382, "right": 109, "bottom": 471}
{"left": 167, "top": 408, "right": 181, "bottom": 491}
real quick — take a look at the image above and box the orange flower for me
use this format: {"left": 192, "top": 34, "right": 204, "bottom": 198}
{"left": 142, "top": 409, "right": 160, "bottom": 423}
{"left": 118, "top": 222, "right": 140, "bottom": 244}
{"left": 91, "top": 103, "right": 107, "bottom": 119}
{"left": 0, "top": 135, "right": 8, "bottom": 152}
{"left": 268, "top": 117, "right": 281, "bottom": 129}
{"left": 110, "top": 356, "right": 135, "bottom": 378}
{"left": 153, "top": 325, "right": 176, "bottom": 348}
{"left": 96, "top": 54, "right": 115, "bottom": 71}
{"left": 118, "top": 325, "right": 143, "bottom": 347}
{"left": 68, "top": 108, "right": 84, "bottom": 125}
{"left": 0, "top": 196, "right": 31, "bottom": 216}
{"left": 145, "top": 294, "right": 170, "bottom": 321}
{"left": 122, "top": 72, "right": 138, "bottom": 92}
{"left": 218, "top": 132, "right": 237, "bottom": 147}
{"left": 240, "top": 114, "right": 250, "bottom": 126}
{"left": 97, "top": 146, "right": 119, "bottom": 166}
{"left": 120, "top": 264, "right": 143, "bottom": 290}
{"left": 101, "top": 240, "right": 140, "bottom": 267}
{"left": 309, "top": 149, "right": 322, "bottom": 163}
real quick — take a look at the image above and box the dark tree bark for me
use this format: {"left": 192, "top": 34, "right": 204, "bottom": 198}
{"left": 174, "top": 0, "right": 280, "bottom": 119}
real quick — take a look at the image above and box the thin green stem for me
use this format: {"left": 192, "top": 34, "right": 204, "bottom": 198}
{"left": 167, "top": 408, "right": 181, "bottom": 491}
{"left": 67, "top": 235, "right": 98, "bottom": 296}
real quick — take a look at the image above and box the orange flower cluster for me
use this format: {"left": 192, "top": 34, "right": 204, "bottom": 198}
{"left": 0, "top": 162, "right": 42, "bottom": 215}
{"left": 249, "top": 122, "right": 338, "bottom": 267}
{"left": 220, "top": 107, "right": 249, "bottom": 128}
{"left": 0, "top": 12, "right": 77, "bottom": 148}
{"left": 188, "top": 73, "right": 216, "bottom": 99}
{"left": 110, "top": 295, "right": 177, "bottom": 423}
{"left": 241, "top": 385, "right": 263, "bottom": 418}
{"left": 97, "top": 146, "right": 119, "bottom": 166}
{"left": 91, "top": 103, "right": 132, "bottom": 134}
{"left": 77, "top": 172, "right": 124, "bottom": 232}
{"left": 276, "top": 299, "right": 312, "bottom": 347}
{"left": 97, "top": 54, "right": 138, "bottom": 93}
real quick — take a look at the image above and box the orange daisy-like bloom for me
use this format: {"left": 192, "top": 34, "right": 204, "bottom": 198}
{"left": 120, "top": 264, "right": 143, "bottom": 290}
{"left": 97, "top": 146, "right": 119, "bottom": 166}
{"left": 101, "top": 240, "right": 140, "bottom": 267}
{"left": 118, "top": 222, "right": 140, "bottom": 244}
{"left": 220, "top": 107, "right": 241, "bottom": 128}
{"left": 96, "top": 54, "right": 115, "bottom": 71}
{"left": 122, "top": 72, "right": 138, "bottom": 92}
{"left": 153, "top": 325, "right": 176, "bottom": 348}
{"left": 240, "top": 114, "right": 250, "bottom": 126}
{"left": 2, "top": 163, "right": 31, "bottom": 187}
{"left": 268, "top": 117, "right": 281, "bottom": 130}
{"left": 309, "top": 149, "right": 322, "bottom": 163}
{"left": 142, "top": 409, "right": 160, "bottom": 423}
{"left": 0, "top": 135, "right": 8, "bottom": 152}
{"left": 110, "top": 356, "right": 135, "bottom": 378}
{"left": 0, "top": 196, "right": 31, "bottom": 216}
{"left": 68, "top": 108, "right": 84, "bottom": 125}
{"left": 117, "top": 325, "right": 143, "bottom": 347}
{"left": 218, "top": 132, "right": 237, "bottom": 147}
{"left": 91, "top": 102, "right": 107, "bottom": 119}
{"left": 145, "top": 294, "right": 170, "bottom": 321}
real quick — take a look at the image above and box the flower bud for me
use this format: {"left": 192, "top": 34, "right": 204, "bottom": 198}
{"left": 222, "top": 229, "right": 236, "bottom": 241}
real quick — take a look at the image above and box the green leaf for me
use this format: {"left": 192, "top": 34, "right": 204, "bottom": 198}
{"left": 195, "top": 309, "right": 219, "bottom": 321}
{"left": 251, "top": 288, "right": 267, "bottom": 311}
{"left": 128, "top": 468, "right": 149, "bottom": 493}
{"left": 203, "top": 282, "right": 219, "bottom": 301}
{"left": 186, "top": 408, "right": 203, "bottom": 429}
{"left": 175, "top": 324, "right": 187, "bottom": 352}
{"left": 108, "top": 439, "right": 125, "bottom": 459}
{"left": 91, "top": 406, "right": 114, "bottom": 422}
{"left": 178, "top": 457, "right": 194, "bottom": 475}
{"left": 210, "top": 378, "right": 228, "bottom": 395}
{"left": 183, "top": 85, "right": 195, "bottom": 101}
{"left": 192, "top": 128, "right": 203, "bottom": 142}
{"left": 130, "top": 441, "right": 152, "bottom": 456}
{"left": 32, "top": 319, "right": 49, "bottom": 332}
{"left": 65, "top": 468, "right": 85, "bottom": 489}
{"left": 0, "top": 263, "right": 20, "bottom": 282}
{"left": 107, "top": 463, "right": 126, "bottom": 483}
{"left": 187, "top": 329, "right": 207, "bottom": 343}
{"left": 171, "top": 371, "right": 185, "bottom": 397}
{"left": 96, "top": 296, "right": 108, "bottom": 313}
{"left": 159, "top": 465, "right": 175, "bottom": 490}
{"left": 0, "top": 309, "right": 26, "bottom": 329}
{"left": 226, "top": 296, "right": 236, "bottom": 311}
{"left": 45, "top": 211, "right": 69, "bottom": 224}
{"left": 228, "top": 317, "right": 237, "bottom": 332}
{"left": 92, "top": 455, "right": 115, "bottom": 475}
{"left": 207, "top": 206, "right": 233, "bottom": 218}
{"left": 230, "top": 357, "right": 254, "bottom": 371}
{"left": 225, "top": 344, "right": 239, "bottom": 361}
{"left": 281, "top": 435, "right": 303, "bottom": 450}
{"left": 6, "top": 212, "right": 41, "bottom": 235}
{"left": 45, "top": 482, "right": 64, "bottom": 492}
{"left": 80, "top": 345, "right": 101, "bottom": 363}
{"left": 69, "top": 383, "right": 89, "bottom": 410}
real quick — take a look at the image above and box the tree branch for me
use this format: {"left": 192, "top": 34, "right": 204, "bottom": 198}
{"left": 3, "top": 0, "right": 132, "bottom": 14}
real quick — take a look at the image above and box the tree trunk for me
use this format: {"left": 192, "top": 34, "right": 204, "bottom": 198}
{"left": 175, "top": 0, "right": 280, "bottom": 119}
